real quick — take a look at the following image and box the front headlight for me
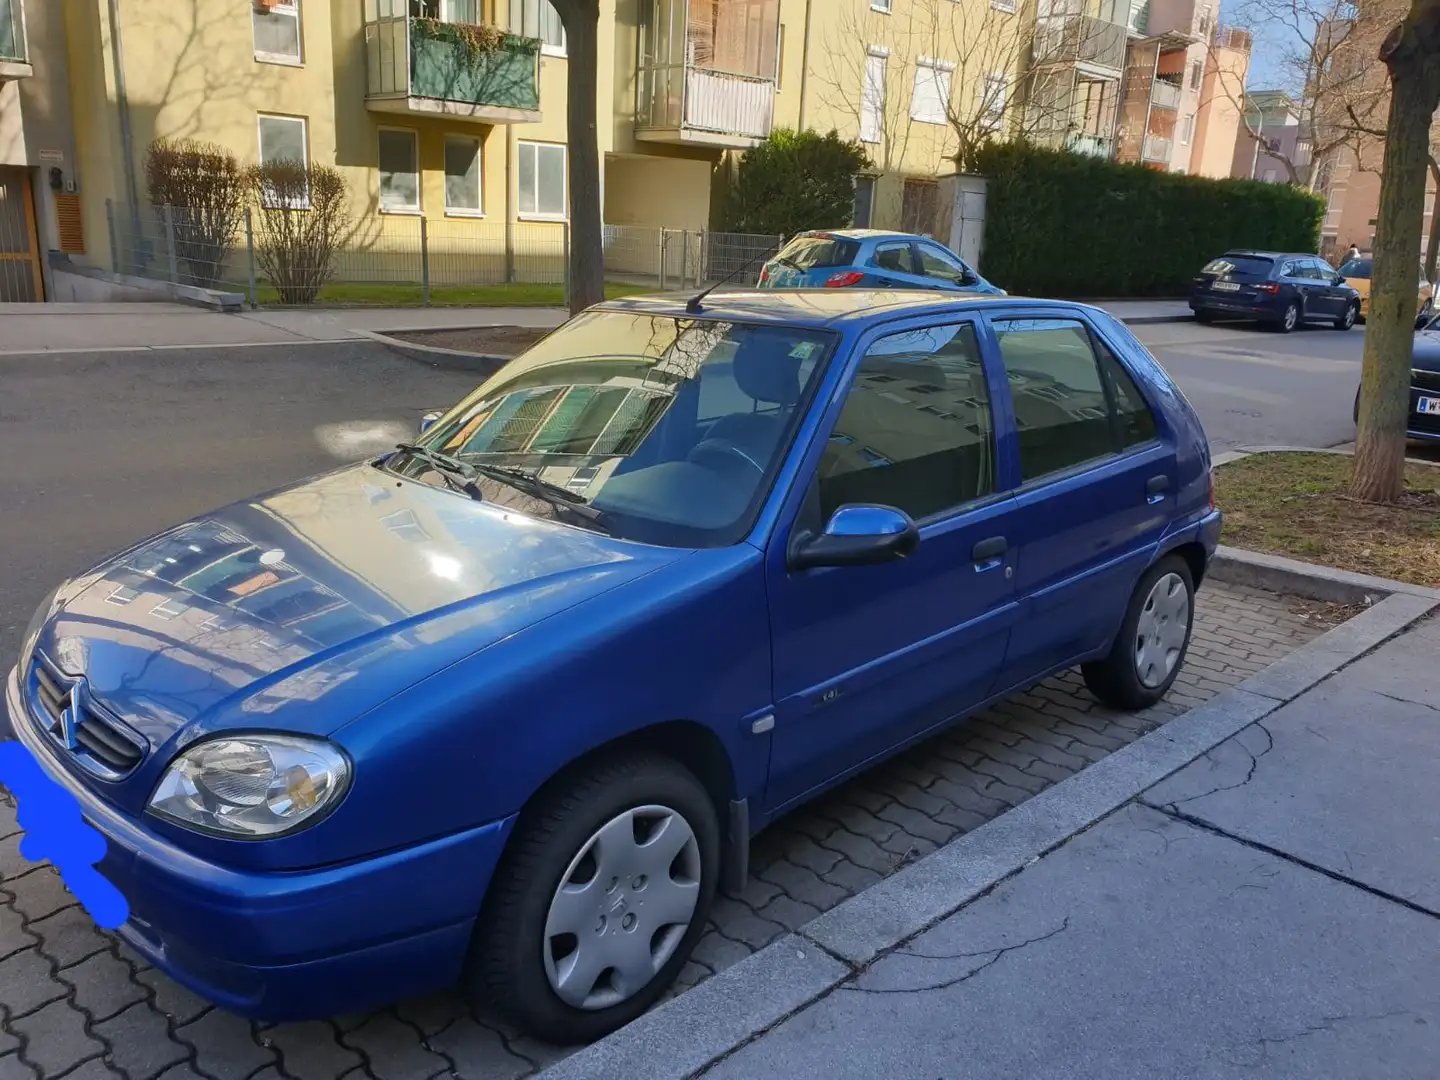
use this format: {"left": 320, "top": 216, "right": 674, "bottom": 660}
{"left": 148, "top": 735, "right": 352, "bottom": 838}
{"left": 17, "top": 585, "right": 61, "bottom": 676}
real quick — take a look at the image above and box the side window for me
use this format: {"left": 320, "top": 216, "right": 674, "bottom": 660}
{"left": 915, "top": 244, "right": 971, "bottom": 285}
{"left": 817, "top": 322, "right": 995, "bottom": 521}
{"left": 1279, "top": 260, "right": 1299, "bottom": 279}
{"left": 871, "top": 243, "right": 918, "bottom": 275}
{"left": 1096, "top": 340, "right": 1159, "bottom": 448}
{"left": 992, "top": 318, "right": 1115, "bottom": 482}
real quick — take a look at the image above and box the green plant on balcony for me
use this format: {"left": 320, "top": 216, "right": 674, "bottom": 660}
{"left": 413, "top": 18, "right": 540, "bottom": 62}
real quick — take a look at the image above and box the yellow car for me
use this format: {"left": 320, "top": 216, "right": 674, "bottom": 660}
{"left": 1338, "top": 255, "right": 1434, "bottom": 325}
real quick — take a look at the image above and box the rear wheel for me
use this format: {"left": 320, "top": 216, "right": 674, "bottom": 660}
{"left": 469, "top": 753, "right": 720, "bottom": 1043}
{"left": 1193, "top": 309, "right": 1214, "bottom": 324}
{"left": 1082, "top": 556, "right": 1196, "bottom": 711}
{"left": 1274, "top": 300, "right": 1301, "bottom": 333}
{"left": 1335, "top": 301, "right": 1359, "bottom": 331}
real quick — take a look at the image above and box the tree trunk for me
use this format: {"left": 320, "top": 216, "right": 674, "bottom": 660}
{"left": 1350, "top": 1, "right": 1440, "bottom": 503}
{"left": 1427, "top": 157, "right": 1440, "bottom": 285}
{"left": 554, "top": 0, "right": 604, "bottom": 315}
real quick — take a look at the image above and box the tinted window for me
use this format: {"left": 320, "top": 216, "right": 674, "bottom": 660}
{"left": 776, "top": 235, "right": 860, "bottom": 269}
{"left": 871, "top": 243, "right": 919, "bottom": 275}
{"left": 818, "top": 322, "right": 994, "bottom": 521}
{"left": 412, "top": 312, "right": 834, "bottom": 548}
{"left": 1203, "top": 256, "right": 1274, "bottom": 277}
{"left": 1339, "top": 259, "right": 1372, "bottom": 279}
{"left": 1097, "top": 341, "right": 1158, "bottom": 447}
{"left": 916, "top": 244, "right": 971, "bottom": 285}
{"left": 992, "top": 318, "right": 1115, "bottom": 481}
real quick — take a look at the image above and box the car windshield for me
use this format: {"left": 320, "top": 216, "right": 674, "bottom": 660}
{"left": 399, "top": 311, "right": 835, "bottom": 548}
{"left": 1339, "top": 259, "right": 1372, "bottom": 279}
{"left": 775, "top": 235, "right": 861, "bottom": 269}
{"left": 1202, "top": 256, "right": 1274, "bottom": 276}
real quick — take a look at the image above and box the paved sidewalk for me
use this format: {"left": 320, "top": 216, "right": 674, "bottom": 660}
{"left": 0, "top": 299, "right": 1192, "bottom": 355}
{"left": 682, "top": 614, "right": 1440, "bottom": 1079}
{"left": 0, "top": 581, "right": 1329, "bottom": 1080}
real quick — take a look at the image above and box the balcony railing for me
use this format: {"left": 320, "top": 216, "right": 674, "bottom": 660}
{"left": 637, "top": 63, "right": 775, "bottom": 145}
{"left": 1067, "top": 132, "right": 1114, "bottom": 158}
{"left": 1151, "top": 78, "right": 1182, "bottom": 109}
{"left": 1, "top": 0, "right": 28, "bottom": 66}
{"left": 1035, "top": 15, "right": 1129, "bottom": 73}
{"left": 364, "top": 15, "right": 541, "bottom": 122}
{"left": 1143, "top": 134, "right": 1173, "bottom": 163}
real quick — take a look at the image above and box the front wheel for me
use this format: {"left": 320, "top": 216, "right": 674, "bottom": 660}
{"left": 469, "top": 753, "right": 720, "bottom": 1044}
{"left": 1334, "top": 301, "right": 1359, "bottom": 331}
{"left": 1082, "top": 556, "right": 1196, "bottom": 711}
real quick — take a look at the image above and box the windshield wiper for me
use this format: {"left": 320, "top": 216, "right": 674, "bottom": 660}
{"left": 391, "top": 443, "right": 484, "bottom": 501}
{"left": 468, "top": 462, "right": 613, "bottom": 532}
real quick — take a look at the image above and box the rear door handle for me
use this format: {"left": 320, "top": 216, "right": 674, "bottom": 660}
{"left": 971, "top": 536, "right": 1007, "bottom": 568}
{"left": 1146, "top": 474, "right": 1170, "bottom": 503}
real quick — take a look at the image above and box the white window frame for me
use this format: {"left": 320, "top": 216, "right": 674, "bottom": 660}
{"left": 910, "top": 57, "right": 954, "bottom": 126}
{"left": 517, "top": 140, "right": 567, "bottom": 220}
{"left": 256, "top": 114, "right": 310, "bottom": 209}
{"left": 991, "top": 0, "right": 1017, "bottom": 12}
{"left": 511, "top": 0, "right": 567, "bottom": 57}
{"left": 861, "top": 46, "right": 888, "bottom": 145}
{"left": 1189, "top": 59, "right": 1203, "bottom": 91}
{"left": 979, "top": 72, "right": 1008, "bottom": 134}
{"left": 1180, "top": 112, "right": 1194, "bottom": 145}
{"left": 442, "top": 0, "right": 479, "bottom": 22}
{"left": 253, "top": 0, "right": 303, "bottom": 67}
{"left": 444, "top": 134, "right": 485, "bottom": 217}
{"left": 871, "top": 0, "right": 893, "bottom": 11}
{"left": 378, "top": 127, "right": 422, "bottom": 214}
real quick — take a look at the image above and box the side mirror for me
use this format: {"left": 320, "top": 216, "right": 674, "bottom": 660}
{"left": 789, "top": 504, "right": 919, "bottom": 571}
{"left": 418, "top": 410, "right": 444, "bottom": 436}
{"left": 960, "top": 269, "right": 979, "bottom": 286}
{"left": 1332, "top": 274, "right": 1347, "bottom": 286}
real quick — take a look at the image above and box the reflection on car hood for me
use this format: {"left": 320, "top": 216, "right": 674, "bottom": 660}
{"left": 1414, "top": 331, "right": 1440, "bottom": 373}
{"left": 34, "top": 463, "right": 684, "bottom": 746}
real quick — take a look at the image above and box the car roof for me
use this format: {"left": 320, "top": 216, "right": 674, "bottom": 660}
{"left": 1220, "top": 250, "right": 1314, "bottom": 260}
{"left": 593, "top": 290, "right": 1100, "bottom": 330}
{"left": 795, "top": 228, "right": 937, "bottom": 244}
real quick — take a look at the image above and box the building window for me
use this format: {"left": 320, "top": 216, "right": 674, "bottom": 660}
{"left": 1189, "top": 59, "right": 1203, "bottom": 90}
{"left": 1262, "top": 168, "right": 1277, "bottom": 182}
{"left": 257, "top": 114, "right": 309, "bottom": 207}
{"left": 445, "top": 135, "right": 483, "bottom": 214}
{"left": 511, "top": 0, "right": 566, "bottom": 55}
{"left": 253, "top": 0, "right": 302, "bottom": 65}
{"left": 378, "top": 129, "right": 420, "bottom": 212}
{"left": 991, "top": 0, "right": 1017, "bottom": 12}
{"left": 518, "top": 141, "right": 566, "bottom": 218}
{"left": 1180, "top": 113, "right": 1194, "bottom": 144}
{"left": 861, "top": 47, "right": 887, "bottom": 144}
{"left": 911, "top": 58, "right": 954, "bottom": 125}
{"left": 980, "top": 72, "right": 1008, "bottom": 133}
{"left": 871, "top": 0, "right": 893, "bottom": 11}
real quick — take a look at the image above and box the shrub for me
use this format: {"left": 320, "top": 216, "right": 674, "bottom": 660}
{"left": 143, "top": 138, "right": 248, "bottom": 290}
{"left": 246, "top": 161, "right": 351, "bottom": 305}
{"left": 972, "top": 142, "right": 1326, "bottom": 298}
{"left": 723, "top": 128, "right": 871, "bottom": 237}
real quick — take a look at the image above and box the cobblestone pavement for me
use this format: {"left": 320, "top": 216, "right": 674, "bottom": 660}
{"left": 0, "top": 581, "right": 1337, "bottom": 1080}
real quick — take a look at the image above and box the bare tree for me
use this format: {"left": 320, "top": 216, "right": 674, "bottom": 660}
{"left": 550, "top": 0, "right": 604, "bottom": 316}
{"left": 1350, "top": 0, "right": 1440, "bottom": 503}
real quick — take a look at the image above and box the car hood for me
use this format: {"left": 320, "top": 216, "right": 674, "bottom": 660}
{"left": 31, "top": 463, "right": 685, "bottom": 751}
{"left": 1344, "top": 276, "right": 1371, "bottom": 298}
{"left": 1415, "top": 331, "right": 1440, "bottom": 373}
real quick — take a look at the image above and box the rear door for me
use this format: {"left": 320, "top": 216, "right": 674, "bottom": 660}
{"left": 984, "top": 311, "right": 1173, "bottom": 691}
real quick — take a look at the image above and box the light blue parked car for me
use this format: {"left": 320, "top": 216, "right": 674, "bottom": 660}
{"left": 757, "top": 229, "right": 1006, "bottom": 295}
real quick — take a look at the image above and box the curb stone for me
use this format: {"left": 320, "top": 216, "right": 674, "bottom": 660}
{"left": 533, "top": 574, "right": 1440, "bottom": 1080}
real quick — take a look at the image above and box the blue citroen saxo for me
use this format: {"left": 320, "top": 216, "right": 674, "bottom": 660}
{"left": 5, "top": 290, "right": 1221, "bottom": 1044}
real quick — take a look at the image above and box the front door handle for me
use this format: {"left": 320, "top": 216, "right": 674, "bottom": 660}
{"left": 1146, "top": 474, "right": 1170, "bottom": 503}
{"left": 971, "top": 536, "right": 1007, "bottom": 570}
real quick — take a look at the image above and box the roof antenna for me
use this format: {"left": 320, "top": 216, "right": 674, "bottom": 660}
{"left": 686, "top": 240, "right": 787, "bottom": 314}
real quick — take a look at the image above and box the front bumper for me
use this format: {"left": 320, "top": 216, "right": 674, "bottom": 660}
{"left": 3, "top": 667, "right": 515, "bottom": 1020}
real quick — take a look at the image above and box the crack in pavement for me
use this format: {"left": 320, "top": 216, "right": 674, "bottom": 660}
{"left": 1215, "top": 1009, "right": 1416, "bottom": 1069}
{"left": 1373, "top": 690, "right": 1440, "bottom": 715}
{"left": 841, "top": 918, "right": 1071, "bottom": 996}
{"left": 1148, "top": 721, "right": 1275, "bottom": 812}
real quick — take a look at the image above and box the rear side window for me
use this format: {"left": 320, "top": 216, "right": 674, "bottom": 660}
{"left": 776, "top": 235, "right": 860, "bottom": 269}
{"left": 1097, "top": 342, "right": 1159, "bottom": 448}
{"left": 1203, "top": 256, "right": 1274, "bottom": 277}
{"left": 871, "top": 242, "right": 919, "bottom": 275}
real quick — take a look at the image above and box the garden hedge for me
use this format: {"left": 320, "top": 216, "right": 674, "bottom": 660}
{"left": 972, "top": 142, "right": 1325, "bottom": 298}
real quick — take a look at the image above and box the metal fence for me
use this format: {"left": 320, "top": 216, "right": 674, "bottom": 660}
{"left": 106, "top": 200, "right": 782, "bottom": 307}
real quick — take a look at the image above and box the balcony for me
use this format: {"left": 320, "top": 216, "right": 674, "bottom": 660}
{"left": 1067, "top": 132, "right": 1114, "bottom": 158}
{"left": 1034, "top": 15, "right": 1129, "bottom": 75}
{"left": 0, "top": 0, "right": 31, "bottom": 81}
{"left": 364, "top": 11, "right": 541, "bottom": 124}
{"left": 1143, "top": 134, "right": 1173, "bottom": 163}
{"left": 1150, "top": 78, "right": 1182, "bottom": 109}
{"left": 636, "top": 0, "right": 779, "bottom": 148}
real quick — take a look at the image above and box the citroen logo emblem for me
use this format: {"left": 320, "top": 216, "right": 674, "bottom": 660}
{"left": 57, "top": 678, "right": 85, "bottom": 751}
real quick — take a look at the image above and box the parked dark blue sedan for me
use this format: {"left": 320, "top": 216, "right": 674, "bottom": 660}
{"left": 1190, "top": 249, "right": 1361, "bottom": 332}
{"left": 1353, "top": 309, "right": 1440, "bottom": 443}
{"left": 6, "top": 290, "right": 1220, "bottom": 1044}
{"left": 757, "top": 229, "right": 1005, "bottom": 294}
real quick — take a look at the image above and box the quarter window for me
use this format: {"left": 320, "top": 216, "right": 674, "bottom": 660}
{"left": 818, "top": 322, "right": 995, "bottom": 521}
{"left": 1097, "top": 340, "right": 1158, "bottom": 448}
{"left": 991, "top": 318, "right": 1118, "bottom": 481}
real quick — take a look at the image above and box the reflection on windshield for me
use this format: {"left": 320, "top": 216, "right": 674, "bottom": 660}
{"left": 404, "top": 313, "right": 835, "bottom": 548}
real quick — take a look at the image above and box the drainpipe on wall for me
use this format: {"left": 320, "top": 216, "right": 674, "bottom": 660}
{"left": 506, "top": 123, "right": 516, "bottom": 283}
{"left": 106, "top": 0, "right": 141, "bottom": 260}
{"left": 796, "top": 0, "right": 814, "bottom": 130}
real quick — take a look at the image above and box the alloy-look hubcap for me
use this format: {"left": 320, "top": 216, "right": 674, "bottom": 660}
{"left": 543, "top": 805, "right": 702, "bottom": 1011}
{"left": 1134, "top": 572, "right": 1190, "bottom": 689}
{"left": 1284, "top": 305, "right": 1299, "bottom": 330}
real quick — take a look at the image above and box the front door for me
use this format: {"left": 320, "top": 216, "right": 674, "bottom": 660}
{"left": 764, "top": 316, "right": 1019, "bottom": 812}
{"left": 0, "top": 167, "right": 43, "bottom": 303}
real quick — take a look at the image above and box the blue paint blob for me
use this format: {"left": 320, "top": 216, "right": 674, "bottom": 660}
{"left": 0, "top": 741, "right": 131, "bottom": 930}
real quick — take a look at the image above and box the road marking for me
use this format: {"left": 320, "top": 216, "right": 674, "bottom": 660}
{"left": 1170, "top": 375, "right": 1293, "bottom": 406}
{"left": 314, "top": 420, "right": 415, "bottom": 460}
{"left": 1153, "top": 343, "right": 1359, "bottom": 373}
{"left": 0, "top": 338, "right": 362, "bottom": 358}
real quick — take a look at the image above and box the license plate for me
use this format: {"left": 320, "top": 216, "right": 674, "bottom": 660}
{"left": 1212, "top": 281, "right": 1241, "bottom": 292}
{"left": 1419, "top": 397, "right": 1440, "bottom": 415}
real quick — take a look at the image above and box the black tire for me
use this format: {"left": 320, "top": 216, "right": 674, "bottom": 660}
{"left": 1194, "top": 309, "right": 1214, "bottom": 324}
{"left": 1354, "top": 386, "right": 1361, "bottom": 425}
{"left": 1273, "top": 300, "right": 1301, "bottom": 333}
{"left": 469, "top": 752, "right": 721, "bottom": 1044}
{"left": 1335, "top": 301, "right": 1359, "bottom": 331}
{"left": 1082, "top": 555, "right": 1196, "bottom": 711}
